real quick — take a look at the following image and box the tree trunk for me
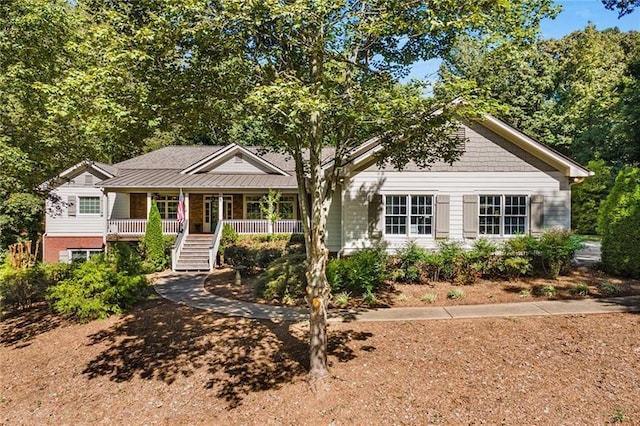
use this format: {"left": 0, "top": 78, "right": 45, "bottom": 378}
{"left": 305, "top": 31, "right": 331, "bottom": 380}
{"left": 306, "top": 233, "right": 330, "bottom": 380}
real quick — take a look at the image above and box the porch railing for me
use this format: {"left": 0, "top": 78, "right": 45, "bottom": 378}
{"left": 221, "top": 219, "right": 303, "bottom": 234}
{"left": 107, "top": 219, "right": 180, "bottom": 235}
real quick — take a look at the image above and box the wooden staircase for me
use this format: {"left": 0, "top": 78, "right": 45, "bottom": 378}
{"left": 174, "top": 234, "right": 214, "bottom": 271}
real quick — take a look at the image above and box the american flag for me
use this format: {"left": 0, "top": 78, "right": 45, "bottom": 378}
{"left": 177, "top": 188, "right": 185, "bottom": 224}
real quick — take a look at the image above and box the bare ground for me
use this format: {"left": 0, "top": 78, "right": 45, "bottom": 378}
{"left": 2, "top": 291, "right": 640, "bottom": 425}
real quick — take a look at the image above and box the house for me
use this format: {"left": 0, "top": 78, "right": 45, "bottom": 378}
{"left": 42, "top": 115, "right": 591, "bottom": 270}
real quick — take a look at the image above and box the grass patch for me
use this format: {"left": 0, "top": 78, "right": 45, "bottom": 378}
{"left": 447, "top": 288, "right": 465, "bottom": 300}
{"left": 421, "top": 293, "right": 437, "bottom": 304}
{"left": 572, "top": 283, "right": 590, "bottom": 296}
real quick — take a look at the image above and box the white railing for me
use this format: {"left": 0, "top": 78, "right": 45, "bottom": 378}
{"left": 171, "top": 219, "right": 189, "bottom": 271}
{"left": 107, "top": 219, "right": 180, "bottom": 235}
{"left": 221, "top": 219, "right": 303, "bottom": 234}
{"left": 273, "top": 219, "right": 303, "bottom": 234}
{"left": 209, "top": 220, "right": 224, "bottom": 271}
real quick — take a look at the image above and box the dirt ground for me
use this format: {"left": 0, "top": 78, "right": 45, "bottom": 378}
{"left": 2, "top": 285, "right": 640, "bottom": 424}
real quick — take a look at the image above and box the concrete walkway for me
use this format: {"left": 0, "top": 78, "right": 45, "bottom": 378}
{"left": 154, "top": 273, "right": 640, "bottom": 323}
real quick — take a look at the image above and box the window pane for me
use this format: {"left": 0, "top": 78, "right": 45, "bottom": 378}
{"left": 78, "top": 196, "right": 100, "bottom": 214}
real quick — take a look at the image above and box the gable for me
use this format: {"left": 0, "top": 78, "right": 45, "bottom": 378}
{"left": 356, "top": 123, "right": 558, "bottom": 174}
{"left": 199, "top": 153, "right": 282, "bottom": 175}
{"left": 53, "top": 164, "right": 112, "bottom": 189}
{"left": 181, "top": 144, "right": 290, "bottom": 176}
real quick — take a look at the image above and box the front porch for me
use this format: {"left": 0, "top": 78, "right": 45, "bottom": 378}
{"left": 105, "top": 191, "right": 302, "bottom": 239}
{"left": 106, "top": 218, "right": 303, "bottom": 238}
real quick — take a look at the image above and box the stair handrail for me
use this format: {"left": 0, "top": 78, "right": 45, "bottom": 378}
{"left": 171, "top": 219, "right": 189, "bottom": 271}
{"left": 209, "top": 220, "right": 225, "bottom": 272}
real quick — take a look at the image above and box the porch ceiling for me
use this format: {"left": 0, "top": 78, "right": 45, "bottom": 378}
{"left": 98, "top": 169, "right": 299, "bottom": 190}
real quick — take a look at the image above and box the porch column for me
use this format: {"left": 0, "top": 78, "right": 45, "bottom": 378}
{"left": 218, "top": 192, "right": 224, "bottom": 222}
{"left": 185, "top": 191, "right": 190, "bottom": 235}
{"left": 146, "top": 192, "right": 152, "bottom": 217}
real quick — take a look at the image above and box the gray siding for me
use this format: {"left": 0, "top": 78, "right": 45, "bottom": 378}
{"left": 358, "top": 123, "right": 555, "bottom": 174}
{"left": 342, "top": 171, "right": 570, "bottom": 254}
{"left": 46, "top": 168, "right": 107, "bottom": 236}
{"left": 205, "top": 154, "right": 276, "bottom": 174}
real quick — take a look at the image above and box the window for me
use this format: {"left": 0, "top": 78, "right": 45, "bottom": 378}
{"left": 78, "top": 196, "right": 101, "bottom": 215}
{"left": 278, "top": 195, "right": 295, "bottom": 219}
{"left": 245, "top": 194, "right": 296, "bottom": 220}
{"left": 156, "top": 195, "right": 178, "bottom": 220}
{"left": 69, "top": 249, "right": 102, "bottom": 263}
{"left": 504, "top": 195, "right": 527, "bottom": 235}
{"left": 479, "top": 195, "right": 527, "bottom": 236}
{"left": 246, "top": 195, "right": 262, "bottom": 219}
{"left": 410, "top": 195, "right": 433, "bottom": 235}
{"left": 385, "top": 195, "right": 433, "bottom": 235}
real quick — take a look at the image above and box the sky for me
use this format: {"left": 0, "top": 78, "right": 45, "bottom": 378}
{"left": 407, "top": 0, "right": 640, "bottom": 81}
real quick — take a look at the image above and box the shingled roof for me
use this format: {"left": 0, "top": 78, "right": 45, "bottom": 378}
{"left": 98, "top": 145, "right": 336, "bottom": 189}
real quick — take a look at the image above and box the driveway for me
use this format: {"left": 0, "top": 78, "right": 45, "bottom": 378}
{"left": 574, "top": 241, "right": 601, "bottom": 266}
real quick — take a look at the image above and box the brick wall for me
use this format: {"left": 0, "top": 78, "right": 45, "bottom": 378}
{"left": 189, "top": 194, "right": 203, "bottom": 233}
{"left": 43, "top": 236, "right": 104, "bottom": 263}
{"left": 130, "top": 193, "right": 147, "bottom": 219}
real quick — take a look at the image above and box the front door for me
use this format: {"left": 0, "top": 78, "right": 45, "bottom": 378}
{"left": 203, "top": 195, "right": 233, "bottom": 233}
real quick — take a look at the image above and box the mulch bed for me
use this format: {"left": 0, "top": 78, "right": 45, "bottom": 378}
{"left": 204, "top": 265, "right": 640, "bottom": 309}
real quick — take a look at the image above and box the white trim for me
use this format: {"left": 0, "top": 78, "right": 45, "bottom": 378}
{"left": 67, "top": 248, "right": 103, "bottom": 263}
{"left": 77, "top": 196, "right": 102, "bottom": 216}
{"left": 180, "top": 144, "right": 290, "bottom": 176}
{"left": 382, "top": 194, "right": 435, "bottom": 237}
{"left": 477, "top": 194, "right": 529, "bottom": 237}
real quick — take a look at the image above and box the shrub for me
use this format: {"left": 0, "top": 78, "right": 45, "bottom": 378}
{"left": 571, "top": 159, "right": 614, "bottom": 235}
{"left": 599, "top": 281, "right": 619, "bottom": 295}
{"left": 535, "top": 285, "right": 557, "bottom": 297}
{"left": 468, "top": 238, "right": 498, "bottom": 274}
{"left": 46, "top": 255, "right": 149, "bottom": 322}
{"left": 0, "top": 258, "right": 76, "bottom": 309}
{"left": 362, "top": 291, "right": 377, "bottom": 305}
{"left": 438, "top": 240, "right": 468, "bottom": 282}
{"left": 498, "top": 256, "right": 533, "bottom": 280}
{"left": 572, "top": 283, "right": 590, "bottom": 296}
{"left": 599, "top": 167, "right": 640, "bottom": 278}
{"left": 225, "top": 245, "right": 253, "bottom": 267}
{"left": 422, "top": 252, "right": 444, "bottom": 282}
{"left": 218, "top": 224, "right": 238, "bottom": 264}
{"left": 394, "top": 242, "right": 428, "bottom": 283}
{"left": 108, "top": 242, "right": 144, "bottom": 275}
{"left": 224, "top": 234, "right": 295, "bottom": 270}
{"left": 326, "top": 247, "right": 387, "bottom": 295}
{"left": 256, "top": 253, "right": 307, "bottom": 301}
{"left": 534, "top": 229, "right": 584, "bottom": 279}
{"left": 141, "top": 201, "right": 166, "bottom": 271}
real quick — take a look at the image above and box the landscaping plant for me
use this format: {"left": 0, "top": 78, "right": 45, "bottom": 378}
{"left": 46, "top": 255, "right": 149, "bottom": 322}
{"left": 325, "top": 247, "right": 388, "bottom": 295}
{"left": 256, "top": 253, "right": 306, "bottom": 302}
{"left": 141, "top": 200, "right": 166, "bottom": 271}
{"left": 598, "top": 166, "right": 640, "bottom": 278}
